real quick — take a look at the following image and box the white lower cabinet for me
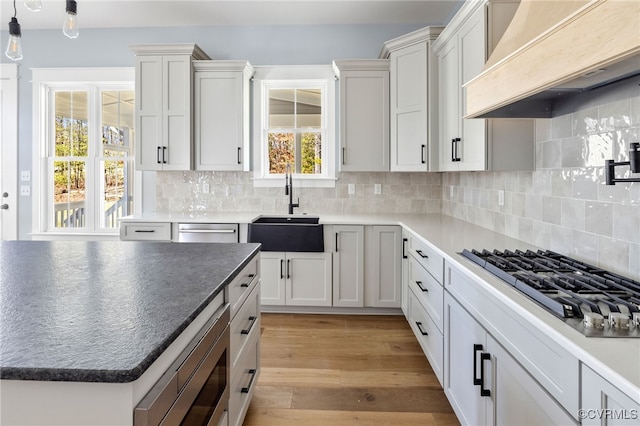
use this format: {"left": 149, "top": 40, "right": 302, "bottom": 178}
{"left": 581, "top": 365, "right": 640, "bottom": 426}
{"left": 444, "top": 291, "right": 576, "bottom": 426}
{"left": 260, "top": 251, "right": 332, "bottom": 307}
{"left": 332, "top": 225, "right": 365, "bottom": 307}
{"left": 364, "top": 225, "right": 402, "bottom": 308}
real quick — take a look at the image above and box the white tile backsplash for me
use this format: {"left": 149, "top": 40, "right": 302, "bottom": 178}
{"left": 443, "top": 94, "right": 640, "bottom": 278}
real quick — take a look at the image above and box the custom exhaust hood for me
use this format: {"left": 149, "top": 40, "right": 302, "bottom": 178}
{"left": 465, "top": 0, "right": 640, "bottom": 118}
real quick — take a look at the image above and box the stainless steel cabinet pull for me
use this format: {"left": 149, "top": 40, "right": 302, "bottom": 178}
{"left": 241, "top": 316, "right": 257, "bottom": 335}
{"left": 179, "top": 229, "right": 236, "bottom": 234}
{"left": 416, "top": 322, "right": 428, "bottom": 336}
{"left": 241, "top": 369, "right": 257, "bottom": 393}
{"left": 415, "top": 249, "right": 429, "bottom": 259}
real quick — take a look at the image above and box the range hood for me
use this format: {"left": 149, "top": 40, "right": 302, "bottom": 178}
{"left": 465, "top": 0, "right": 640, "bottom": 118}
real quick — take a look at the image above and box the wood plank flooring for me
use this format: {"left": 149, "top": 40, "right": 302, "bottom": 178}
{"left": 243, "top": 313, "right": 459, "bottom": 425}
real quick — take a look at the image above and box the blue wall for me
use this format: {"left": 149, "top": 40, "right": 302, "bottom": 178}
{"left": 1, "top": 23, "right": 426, "bottom": 239}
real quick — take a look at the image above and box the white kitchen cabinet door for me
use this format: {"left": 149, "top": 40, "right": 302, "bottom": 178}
{"left": 434, "top": 1, "right": 533, "bottom": 172}
{"left": 408, "top": 286, "right": 444, "bottom": 386}
{"left": 486, "top": 334, "right": 577, "bottom": 426}
{"left": 334, "top": 61, "right": 389, "bottom": 172}
{"left": 581, "top": 365, "right": 640, "bottom": 426}
{"left": 259, "top": 252, "right": 286, "bottom": 306}
{"left": 365, "top": 226, "right": 402, "bottom": 308}
{"left": 401, "top": 230, "right": 410, "bottom": 317}
{"left": 286, "top": 252, "right": 332, "bottom": 307}
{"left": 132, "top": 44, "right": 208, "bottom": 171}
{"left": 383, "top": 27, "right": 442, "bottom": 172}
{"left": 194, "top": 61, "right": 253, "bottom": 171}
{"left": 444, "top": 292, "right": 490, "bottom": 426}
{"left": 332, "top": 225, "right": 365, "bottom": 307}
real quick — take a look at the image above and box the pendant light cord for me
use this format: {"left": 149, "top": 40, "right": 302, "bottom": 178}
{"left": 12, "top": 0, "right": 17, "bottom": 18}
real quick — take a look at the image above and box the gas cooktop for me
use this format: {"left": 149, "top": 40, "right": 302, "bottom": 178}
{"left": 461, "top": 249, "right": 640, "bottom": 338}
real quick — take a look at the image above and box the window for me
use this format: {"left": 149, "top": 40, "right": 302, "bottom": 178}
{"left": 253, "top": 66, "right": 335, "bottom": 187}
{"left": 32, "top": 68, "right": 137, "bottom": 237}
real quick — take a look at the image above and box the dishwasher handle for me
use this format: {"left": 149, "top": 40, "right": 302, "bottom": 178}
{"left": 178, "top": 229, "right": 236, "bottom": 234}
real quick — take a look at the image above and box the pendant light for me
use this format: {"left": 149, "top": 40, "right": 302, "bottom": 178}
{"left": 24, "top": 0, "right": 42, "bottom": 12}
{"left": 63, "top": 0, "right": 79, "bottom": 39}
{"left": 5, "top": 1, "right": 23, "bottom": 61}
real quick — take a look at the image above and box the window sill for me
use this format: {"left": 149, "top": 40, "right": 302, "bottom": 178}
{"left": 252, "top": 176, "right": 337, "bottom": 188}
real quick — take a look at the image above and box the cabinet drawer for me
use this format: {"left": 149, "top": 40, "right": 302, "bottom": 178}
{"left": 227, "top": 257, "right": 259, "bottom": 320}
{"left": 407, "top": 234, "right": 443, "bottom": 283}
{"left": 120, "top": 222, "right": 172, "bottom": 241}
{"left": 408, "top": 287, "right": 444, "bottom": 386}
{"left": 230, "top": 284, "right": 260, "bottom": 370}
{"left": 229, "top": 331, "right": 259, "bottom": 426}
{"left": 408, "top": 256, "right": 444, "bottom": 332}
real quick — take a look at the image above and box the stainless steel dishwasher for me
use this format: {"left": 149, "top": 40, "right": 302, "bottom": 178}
{"left": 177, "top": 223, "right": 239, "bottom": 243}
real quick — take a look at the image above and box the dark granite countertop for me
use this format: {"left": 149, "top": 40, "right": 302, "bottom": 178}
{"left": 0, "top": 241, "right": 259, "bottom": 383}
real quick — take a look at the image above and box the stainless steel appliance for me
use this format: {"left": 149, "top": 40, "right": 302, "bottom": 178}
{"left": 177, "top": 223, "right": 239, "bottom": 243}
{"left": 135, "top": 305, "right": 230, "bottom": 426}
{"left": 461, "top": 249, "right": 640, "bottom": 338}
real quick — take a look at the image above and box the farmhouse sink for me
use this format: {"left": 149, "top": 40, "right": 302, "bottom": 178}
{"left": 248, "top": 216, "right": 324, "bottom": 252}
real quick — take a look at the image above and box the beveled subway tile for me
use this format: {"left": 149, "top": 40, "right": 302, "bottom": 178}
{"left": 518, "top": 217, "right": 534, "bottom": 243}
{"left": 599, "top": 98, "right": 631, "bottom": 131}
{"left": 550, "top": 225, "right": 573, "bottom": 255}
{"left": 583, "top": 133, "right": 613, "bottom": 167}
{"left": 561, "top": 198, "right": 585, "bottom": 231}
{"left": 612, "top": 204, "right": 640, "bottom": 243}
{"left": 573, "top": 106, "right": 598, "bottom": 136}
{"left": 525, "top": 193, "right": 543, "bottom": 220}
{"left": 539, "top": 140, "right": 561, "bottom": 169}
{"left": 551, "top": 169, "right": 573, "bottom": 197}
{"left": 631, "top": 95, "right": 640, "bottom": 126}
{"left": 511, "top": 192, "right": 525, "bottom": 217}
{"left": 630, "top": 243, "right": 640, "bottom": 279}
{"left": 585, "top": 201, "right": 613, "bottom": 237}
{"left": 518, "top": 172, "right": 533, "bottom": 193}
{"left": 551, "top": 113, "right": 573, "bottom": 139}
{"left": 572, "top": 230, "right": 598, "bottom": 264}
{"left": 598, "top": 236, "right": 630, "bottom": 276}
{"left": 535, "top": 118, "right": 551, "bottom": 143}
{"left": 561, "top": 136, "right": 586, "bottom": 167}
{"left": 572, "top": 168, "right": 599, "bottom": 200}
{"left": 542, "top": 196, "right": 561, "bottom": 225}
{"left": 533, "top": 170, "right": 552, "bottom": 196}
{"left": 532, "top": 221, "right": 551, "bottom": 248}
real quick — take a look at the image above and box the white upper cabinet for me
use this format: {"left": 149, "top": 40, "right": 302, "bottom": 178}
{"left": 194, "top": 61, "right": 254, "bottom": 171}
{"left": 333, "top": 60, "right": 390, "bottom": 172}
{"left": 381, "top": 26, "right": 443, "bottom": 172}
{"left": 433, "top": 0, "right": 534, "bottom": 172}
{"left": 130, "top": 44, "right": 210, "bottom": 171}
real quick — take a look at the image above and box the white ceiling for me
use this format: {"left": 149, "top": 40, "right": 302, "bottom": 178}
{"left": 1, "top": 0, "right": 463, "bottom": 30}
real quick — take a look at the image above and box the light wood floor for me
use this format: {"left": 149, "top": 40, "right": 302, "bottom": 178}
{"left": 243, "top": 313, "right": 459, "bottom": 426}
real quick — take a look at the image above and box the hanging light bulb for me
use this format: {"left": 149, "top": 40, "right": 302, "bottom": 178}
{"left": 63, "top": 0, "right": 79, "bottom": 39}
{"left": 24, "top": 0, "right": 42, "bottom": 12}
{"left": 5, "top": 0, "right": 23, "bottom": 61}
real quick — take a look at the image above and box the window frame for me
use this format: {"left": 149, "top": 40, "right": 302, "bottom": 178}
{"left": 31, "top": 68, "right": 139, "bottom": 240}
{"left": 252, "top": 65, "right": 336, "bottom": 188}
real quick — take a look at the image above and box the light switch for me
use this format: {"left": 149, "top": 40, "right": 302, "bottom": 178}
{"left": 374, "top": 184, "right": 382, "bottom": 195}
{"left": 348, "top": 184, "right": 355, "bottom": 195}
{"left": 498, "top": 190, "right": 505, "bottom": 206}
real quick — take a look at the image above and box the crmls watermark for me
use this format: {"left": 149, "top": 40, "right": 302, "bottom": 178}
{"left": 577, "top": 408, "right": 639, "bottom": 420}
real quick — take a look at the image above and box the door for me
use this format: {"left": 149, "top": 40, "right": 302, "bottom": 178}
{"left": 286, "top": 252, "right": 332, "bottom": 306}
{"left": 0, "top": 64, "right": 18, "bottom": 240}
{"left": 259, "top": 252, "right": 286, "bottom": 306}
{"left": 438, "top": 39, "right": 460, "bottom": 172}
{"left": 332, "top": 225, "right": 364, "bottom": 307}
{"left": 365, "top": 225, "right": 402, "bottom": 307}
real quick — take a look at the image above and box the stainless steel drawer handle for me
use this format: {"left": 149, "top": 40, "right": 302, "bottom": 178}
{"left": 415, "top": 249, "right": 429, "bottom": 259}
{"left": 241, "top": 369, "right": 257, "bottom": 393}
{"left": 241, "top": 316, "right": 257, "bottom": 335}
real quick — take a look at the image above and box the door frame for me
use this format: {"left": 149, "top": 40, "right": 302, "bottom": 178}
{"left": 1, "top": 63, "right": 19, "bottom": 240}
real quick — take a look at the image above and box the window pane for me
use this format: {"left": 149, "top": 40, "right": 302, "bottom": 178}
{"left": 102, "top": 90, "right": 134, "bottom": 151}
{"left": 101, "top": 160, "right": 132, "bottom": 229}
{"left": 54, "top": 91, "right": 88, "bottom": 157}
{"left": 269, "top": 88, "right": 295, "bottom": 128}
{"left": 301, "top": 133, "right": 322, "bottom": 174}
{"left": 297, "top": 89, "right": 321, "bottom": 128}
{"left": 268, "top": 132, "right": 294, "bottom": 174}
{"left": 53, "top": 160, "right": 86, "bottom": 229}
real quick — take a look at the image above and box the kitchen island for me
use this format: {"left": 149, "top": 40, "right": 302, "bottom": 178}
{"left": 0, "top": 241, "right": 260, "bottom": 425}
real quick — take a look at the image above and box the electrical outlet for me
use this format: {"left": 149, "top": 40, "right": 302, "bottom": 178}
{"left": 202, "top": 183, "right": 210, "bottom": 194}
{"left": 374, "top": 184, "right": 382, "bottom": 195}
{"left": 450, "top": 186, "right": 454, "bottom": 198}
{"left": 498, "top": 190, "right": 505, "bottom": 206}
{"left": 20, "top": 185, "right": 30, "bottom": 196}
{"left": 21, "top": 170, "right": 30, "bottom": 182}
{"left": 348, "top": 184, "right": 355, "bottom": 195}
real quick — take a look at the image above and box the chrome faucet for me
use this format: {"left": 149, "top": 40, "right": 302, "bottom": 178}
{"left": 285, "top": 164, "right": 299, "bottom": 214}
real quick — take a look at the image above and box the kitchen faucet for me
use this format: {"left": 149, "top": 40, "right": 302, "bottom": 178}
{"left": 285, "top": 164, "right": 299, "bottom": 214}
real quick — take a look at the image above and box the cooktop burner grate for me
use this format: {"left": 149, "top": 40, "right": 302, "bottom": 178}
{"left": 461, "top": 249, "right": 640, "bottom": 338}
